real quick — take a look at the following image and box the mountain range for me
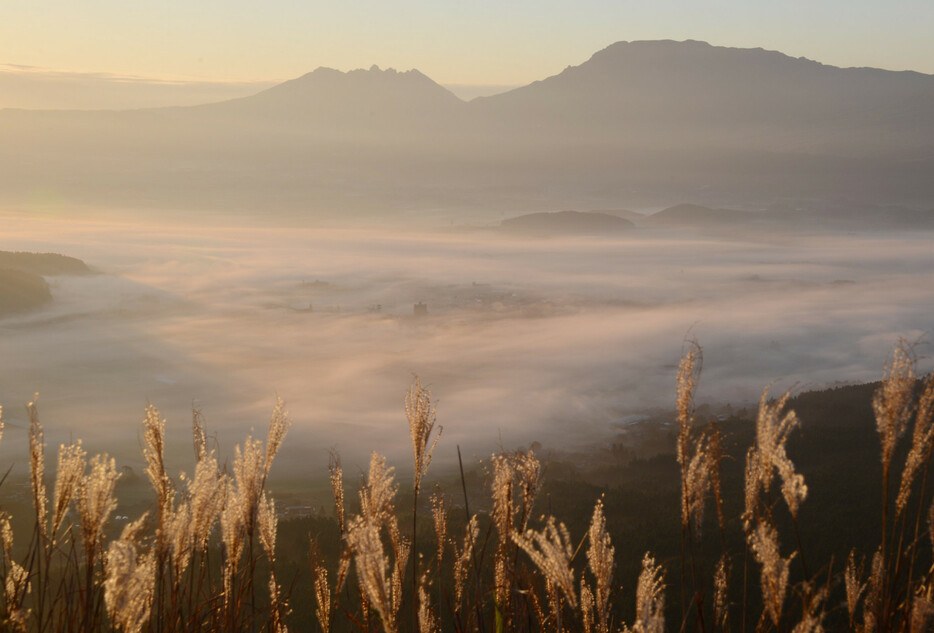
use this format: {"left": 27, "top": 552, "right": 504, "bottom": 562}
{"left": 3, "top": 40, "right": 933, "bottom": 220}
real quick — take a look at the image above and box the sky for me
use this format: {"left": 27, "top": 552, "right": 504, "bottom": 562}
{"left": 4, "top": 0, "right": 934, "bottom": 88}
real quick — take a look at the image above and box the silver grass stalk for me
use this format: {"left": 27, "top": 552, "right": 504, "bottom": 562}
{"left": 513, "top": 515, "right": 578, "bottom": 608}
{"left": 417, "top": 571, "right": 440, "bottom": 633}
{"left": 405, "top": 376, "right": 441, "bottom": 497}
{"left": 336, "top": 550, "right": 352, "bottom": 598}
{"left": 257, "top": 491, "right": 277, "bottom": 562}
{"left": 713, "top": 554, "right": 731, "bottom": 633}
{"left": 431, "top": 488, "right": 447, "bottom": 566}
{"left": 262, "top": 491, "right": 290, "bottom": 633}
{"left": 104, "top": 537, "right": 155, "bottom": 633}
{"left": 185, "top": 453, "right": 226, "bottom": 553}
{"left": 748, "top": 522, "right": 794, "bottom": 627}
{"left": 192, "top": 407, "right": 208, "bottom": 464}
{"left": 844, "top": 549, "right": 865, "bottom": 626}
{"left": 220, "top": 476, "right": 244, "bottom": 609}
{"left": 142, "top": 405, "right": 173, "bottom": 550}
{"left": 77, "top": 454, "right": 121, "bottom": 562}
{"left": 493, "top": 552, "right": 510, "bottom": 620}
{"left": 896, "top": 375, "right": 934, "bottom": 516}
{"left": 234, "top": 435, "right": 264, "bottom": 510}
{"left": 580, "top": 579, "right": 595, "bottom": 633}
{"left": 312, "top": 558, "right": 331, "bottom": 633}
{"left": 0, "top": 512, "right": 13, "bottom": 560}
{"left": 743, "top": 448, "right": 763, "bottom": 533}
{"left": 5, "top": 561, "right": 31, "bottom": 633}
{"left": 491, "top": 453, "right": 515, "bottom": 547}
{"left": 406, "top": 376, "right": 440, "bottom": 626}
{"left": 790, "top": 583, "right": 827, "bottom": 633}
{"left": 359, "top": 452, "right": 398, "bottom": 528}
{"left": 862, "top": 550, "right": 884, "bottom": 633}
{"left": 388, "top": 520, "right": 410, "bottom": 620}
{"left": 875, "top": 341, "right": 916, "bottom": 475}
{"left": 27, "top": 397, "right": 48, "bottom": 540}
{"left": 51, "top": 440, "right": 86, "bottom": 541}
{"left": 676, "top": 341, "right": 702, "bottom": 468}
{"left": 683, "top": 433, "right": 712, "bottom": 533}
{"left": 624, "top": 553, "right": 666, "bottom": 633}
{"left": 329, "top": 449, "right": 345, "bottom": 535}
{"left": 709, "top": 425, "right": 726, "bottom": 530}
{"left": 587, "top": 497, "right": 614, "bottom": 633}
{"left": 346, "top": 517, "right": 396, "bottom": 633}
{"left": 267, "top": 573, "right": 289, "bottom": 633}
{"left": 168, "top": 499, "right": 193, "bottom": 580}
{"left": 453, "top": 514, "right": 479, "bottom": 605}
{"left": 748, "top": 388, "right": 807, "bottom": 522}
{"left": 516, "top": 450, "right": 542, "bottom": 530}
{"left": 263, "top": 397, "right": 290, "bottom": 482}
{"left": 762, "top": 390, "right": 808, "bottom": 520}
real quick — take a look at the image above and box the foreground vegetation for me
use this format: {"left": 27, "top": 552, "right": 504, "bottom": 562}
{"left": 0, "top": 342, "right": 932, "bottom": 632}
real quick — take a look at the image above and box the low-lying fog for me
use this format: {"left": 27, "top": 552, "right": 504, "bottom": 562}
{"left": 1, "top": 210, "right": 932, "bottom": 482}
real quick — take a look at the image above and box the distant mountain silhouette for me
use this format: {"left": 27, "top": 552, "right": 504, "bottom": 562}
{"left": 500, "top": 211, "right": 635, "bottom": 235}
{"left": 195, "top": 65, "right": 464, "bottom": 134}
{"left": 472, "top": 40, "right": 934, "bottom": 155}
{"left": 2, "top": 41, "right": 934, "bottom": 217}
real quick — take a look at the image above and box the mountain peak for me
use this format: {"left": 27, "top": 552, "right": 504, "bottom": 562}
{"left": 213, "top": 63, "right": 463, "bottom": 125}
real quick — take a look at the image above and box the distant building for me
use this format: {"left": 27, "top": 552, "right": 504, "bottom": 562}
{"left": 413, "top": 302, "right": 428, "bottom": 317}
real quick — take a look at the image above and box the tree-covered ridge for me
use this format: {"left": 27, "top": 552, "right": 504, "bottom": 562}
{"left": 0, "top": 251, "right": 91, "bottom": 276}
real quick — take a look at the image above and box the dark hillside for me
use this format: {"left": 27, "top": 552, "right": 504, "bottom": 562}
{"left": 0, "top": 267, "right": 52, "bottom": 314}
{"left": 0, "top": 250, "right": 91, "bottom": 275}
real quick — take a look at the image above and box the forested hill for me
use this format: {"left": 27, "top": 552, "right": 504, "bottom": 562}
{"left": 0, "top": 250, "right": 91, "bottom": 275}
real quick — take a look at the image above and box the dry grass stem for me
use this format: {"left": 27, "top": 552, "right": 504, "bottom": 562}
{"left": 346, "top": 518, "right": 397, "bottom": 633}
{"left": 896, "top": 375, "right": 934, "bottom": 516}
{"left": 587, "top": 497, "right": 614, "bottom": 633}
{"left": 430, "top": 487, "right": 447, "bottom": 565}
{"left": 312, "top": 558, "right": 331, "bottom": 633}
{"left": 453, "top": 514, "right": 478, "bottom": 605}
{"left": 329, "top": 450, "right": 345, "bottom": 535}
{"left": 51, "top": 440, "right": 86, "bottom": 540}
{"left": 405, "top": 376, "right": 441, "bottom": 496}
{"left": 27, "top": 397, "right": 48, "bottom": 540}
{"left": 845, "top": 549, "right": 865, "bottom": 625}
{"left": 623, "top": 553, "right": 665, "bottom": 633}
{"left": 874, "top": 341, "right": 916, "bottom": 475}
{"left": 714, "top": 553, "right": 731, "bottom": 632}
{"left": 104, "top": 517, "right": 156, "bottom": 633}
{"left": 417, "top": 571, "right": 440, "bottom": 633}
{"left": 748, "top": 522, "right": 793, "bottom": 627}
{"left": 77, "top": 454, "right": 121, "bottom": 561}
{"left": 513, "top": 516, "right": 578, "bottom": 609}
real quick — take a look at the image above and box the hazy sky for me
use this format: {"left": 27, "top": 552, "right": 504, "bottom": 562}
{"left": 4, "top": 1, "right": 934, "bottom": 86}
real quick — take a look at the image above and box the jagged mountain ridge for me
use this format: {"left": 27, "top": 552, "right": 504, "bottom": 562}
{"left": 201, "top": 65, "right": 465, "bottom": 129}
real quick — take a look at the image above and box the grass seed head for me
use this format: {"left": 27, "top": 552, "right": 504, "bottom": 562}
{"left": 512, "top": 515, "right": 578, "bottom": 609}
{"left": 51, "top": 440, "right": 86, "bottom": 540}
{"left": 27, "top": 397, "right": 48, "bottom": 539}
{"left": 587, "top": 497, "right": 615, "bottom": 632}
{"left": 453, "top": 514, "right": 479, "bottom": 605}
{"left": 749, "top": 522, "right": 793, "bottom": 627}
{"left": 406, "top": 376, "right": 441, "bottom": 496}
{"left": 874, "top": 341, "right": 916, "bottom": 473}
